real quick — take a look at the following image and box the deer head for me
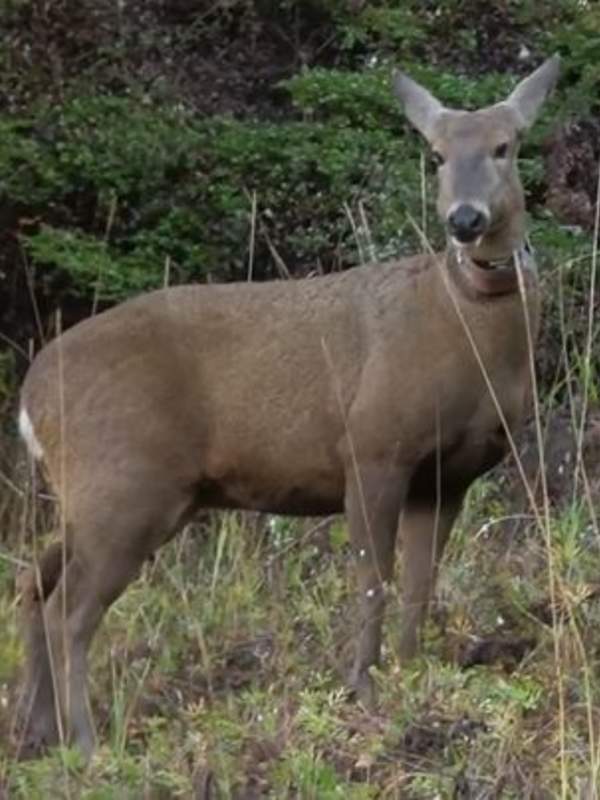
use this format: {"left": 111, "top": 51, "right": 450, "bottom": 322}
{"left": 392, "top": 56, "right": 560, "bottom": 263}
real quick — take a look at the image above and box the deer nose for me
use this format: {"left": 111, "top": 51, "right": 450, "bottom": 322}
{"left": 447, "top": 204, "right": 488, "bottom": 243}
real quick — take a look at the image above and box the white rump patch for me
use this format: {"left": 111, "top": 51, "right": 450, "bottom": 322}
{"left": 19, "top": 406, "right": 44, "bottom": 461}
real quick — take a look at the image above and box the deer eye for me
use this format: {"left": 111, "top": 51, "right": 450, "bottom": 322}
{"left": 431, "top": 150, "right": 445, "bottom": 168}
{"left": 494, "top": 142, "right": 509, "bottom": 159}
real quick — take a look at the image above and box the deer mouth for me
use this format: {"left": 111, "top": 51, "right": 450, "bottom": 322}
{"left": 451, "top": 234, "right": 484, "bottom": 250}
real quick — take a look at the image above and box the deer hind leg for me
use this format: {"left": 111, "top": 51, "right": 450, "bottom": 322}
{"left": 40, "top": 549, "right": 135, "bottom": 758}
{"left": 17, "top": 540, "right": 70, "bottom": 757}
{"left": 398, "top": 493, "right": 465, "bottom": 661}
{"left": 18, "top": 476, "right": 196, "bottom": 760}
{"left": 345, "top": 461, "right": 406, "bottom": 708}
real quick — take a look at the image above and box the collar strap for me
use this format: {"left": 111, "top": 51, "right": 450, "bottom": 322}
{"left": 454, "top": 243, "right": 535, "bottom": 297}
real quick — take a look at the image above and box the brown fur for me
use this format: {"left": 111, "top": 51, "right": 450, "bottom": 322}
{"left": 16, "top": 57, "right": 559, "bottom": 758}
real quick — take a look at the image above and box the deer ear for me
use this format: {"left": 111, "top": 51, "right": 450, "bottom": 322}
{"left": 504, "top": 54, "right": 561, "bottom": 129}
{"left": 392, "top": 70, "right": 445, "bottom": 141}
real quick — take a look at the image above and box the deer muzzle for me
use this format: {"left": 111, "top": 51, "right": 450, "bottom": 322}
{"left": 447, "top": 202, "right": 490, "bottom": 244}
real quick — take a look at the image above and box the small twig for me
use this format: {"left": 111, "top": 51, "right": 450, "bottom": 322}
{"left": 261, "top": 223, "right": 291, "bottom": 279}
{"left": 358, "top": 199, "right": 375, "bottom": 263}
{"left": 0, "top": 331, "right": 30, "bottom": 362}
{"left": 344, "top": 202, "right": 365, "bottom": 265}
{"left": 269, "top": 516, "right": 337, "bottom": 561}
{"left": 163, "top": 255, "right": 172, "bottom": 288}
{"left": 0, "top": 471, "right": 26, "bottom": 499}
{"left": 247, "top": 190, "right": 257, "bottom": 282}
{"left": 92, "top": 190, "right": 118, "bottom": 315}
{"left": 420, "top": 151, "right": 428, "bottom": 241}
{"left": 19, "top": 244, "right": 44, "bottom": 345}
{"left": 0, "top": 548, "right": 29, "bottom": 569}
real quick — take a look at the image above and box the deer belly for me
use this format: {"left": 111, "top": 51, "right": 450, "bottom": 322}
{"left": 198, "top": 450, "right": 345, "bottom": 516}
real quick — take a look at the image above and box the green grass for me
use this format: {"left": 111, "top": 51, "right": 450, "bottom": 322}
{"left": 1, "top": 460, "right": 600, "bottom": 798}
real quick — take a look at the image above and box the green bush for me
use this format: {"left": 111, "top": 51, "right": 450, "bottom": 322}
{"left": 336, "top": 3, "right": 427, "bottom": 55}
{"left": 0, "top": 0, "right": 597, "bottom": 306}
{"left": 4, "top": 92, "right": 428, "bottom": 300}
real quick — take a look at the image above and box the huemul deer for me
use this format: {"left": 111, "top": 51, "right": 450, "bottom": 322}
{"left": 16, "top": 56, "right": 559, "bottom": 757}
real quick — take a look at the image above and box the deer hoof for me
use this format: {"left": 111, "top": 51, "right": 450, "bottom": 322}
{"left": 347, "top": 666, "right": 377, "bottom": 710}
{"left": 14, "top": 707, "right": 59, "bottom": 760}
{"left": 15, "top": 729, "right": 55, "bottom": 761}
